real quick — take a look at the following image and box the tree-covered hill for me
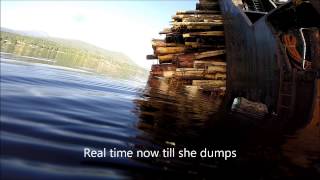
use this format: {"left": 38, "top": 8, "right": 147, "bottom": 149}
{"left": 0, "top": 29, "right": 147, "bottom": 79}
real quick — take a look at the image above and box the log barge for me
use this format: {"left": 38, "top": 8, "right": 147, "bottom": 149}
{"left": 146, "top": 0, "right": 319, "bottom": 126}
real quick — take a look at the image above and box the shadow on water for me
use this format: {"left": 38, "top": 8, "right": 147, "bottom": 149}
{"left": 133, "top": 76, "right": 320, "bottom": 179}
{"left": 0, "top": 55, "right": 319, "bottom": 179}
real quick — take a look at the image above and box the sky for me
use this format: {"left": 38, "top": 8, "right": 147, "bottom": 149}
{"left": 1, "top": 0, "right": 196, "bottom": 69}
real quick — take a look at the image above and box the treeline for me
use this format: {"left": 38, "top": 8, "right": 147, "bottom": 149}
{"left": 0, "top": 31, "right": 146, "bottom": 78}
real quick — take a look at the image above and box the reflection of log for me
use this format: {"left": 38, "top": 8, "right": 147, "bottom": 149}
{"left": 231, "top": 97, "right": 269, "bottom": 119}
{"left": 183, "top": 31, "right": 224, "bottom": 38}
{"left": 194, "top": 50, "right": 226, "bottom": 59}
{"left": 155, "top": 47, "right": 186, "bottom": 55}
{"left": 192, "top": 80, "right": 226, "bottom": 87}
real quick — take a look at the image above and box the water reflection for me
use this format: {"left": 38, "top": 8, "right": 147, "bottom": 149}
{"left": 1, "top": 55, "right": 319, "bottom": 179}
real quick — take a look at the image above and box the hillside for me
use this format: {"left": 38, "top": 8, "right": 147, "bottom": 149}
{"left": 0, "top": 29, "right": 147, "bottom": 79}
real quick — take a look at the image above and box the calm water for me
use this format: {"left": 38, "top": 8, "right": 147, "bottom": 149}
{"left": 1, "top": 54, "right": 319, "bottom": 179}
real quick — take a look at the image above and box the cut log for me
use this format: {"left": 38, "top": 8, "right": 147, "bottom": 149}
{"left": 176, "top": 10, "right": 221, "bottom": 15}
{"left": 184, "top": 42, "right": 224, "bottom": 49}
{"left": 194, "top": 60, "right": 226, "bottom": 66}
{"left": 158, "top": 54, "right": 174, "bottom": 62}
{"left": 183, "top": 31, "right": 224, "bottom": 38}
{"left": 159, "top": 28, "right": 172, "bottom": 34}
{"left": 172, "top": 21, "right": 223, "bottom": 27}
{"left": 163, "top": 70, "right": 175, "bottom": 78}
{"left": 146, "top": 54, "right": 157, "bottom": 60}
{"left": 192, "top": 80, "right": 226, "bottom": 87}
{"left": 207, "top": 65, "right": 227, "bottom": 73}
{"left": 172, "top": 14, "right": 223, "bottom": 21}
{"left": 174, "top": 53, "right": 195, "bottom": 68}
{"left": 231, "top": 97, "right": 269, "bottom": 119}
{"left": 155, "top": 46, "right": 186, "bottom": 55}
{"left": 151, "top": 64, "right": 176, "bottom": 71}
{"left": 194, "top": 50, "right": 226, "bottom": 59}
{"left": 203, "top": 73, "right": 226, "bottom": 80}
{"left": 152, "top": 39, "right": 179, "bottom": 47}
{"left": 158, "top": 54, "right": 182, "bottom": 63}
{"left": 214, "top": 72, "right": 227, "bottom": 79}
{"left": 175, "top": 68, "right": 206, "bottom": 79}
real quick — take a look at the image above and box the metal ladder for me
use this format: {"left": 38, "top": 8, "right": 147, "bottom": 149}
{"left": 246, "top": 0, "right": 265, "bottom": 12}
{"left": 278, "top": 69, "right": 297, "bottom": 119}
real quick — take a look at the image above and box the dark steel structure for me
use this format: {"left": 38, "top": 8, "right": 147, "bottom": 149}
{"left": 220, "top": 0, "right": 319, "bottom": 127}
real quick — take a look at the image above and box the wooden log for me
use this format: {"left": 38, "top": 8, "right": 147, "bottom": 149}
{"left": 158, "top": 54, "right": 182, "bottom": 63}
{"left": 175, "top": 53, "right": 195, "bottom": 68}
{"left": 158, "top": 54, "right": 174, "bottom": 62}
{"left": 203, "top": 73, "right": 226, "bottom": 80}
{"left": 151, "top": 39, "right": 178, "bottom": 47}
{"left": 159, "top": 28, "right": 172, "bottom": 34}
{"left": 207, "top": 65, "right": 227, "bottom": 73}
{"left": 155, "top": 46, "right": 186, "bottom": 55}
{"left": 171, "top": 21, "right": 223, "bottom": 27}
{"left": 151, "top": 64, "right": 176, "bottom": 71}
{"left": 163, "top": 70, "right": 175, "bottom": 78}
{"left": 194, "top": 50, "right": 226, "bottom": 59}
{"left": 176, "top": 10, "right": 221, "bottom": 15}
{"left": 175, "top": 68, "right": 206, "bottom": 79}
{"left": 214, "top": 72, "right": 227, "bottom": 80}
{"left": 194, "top": 60, "right": 226, "bottom": 66}
{"left": 146, "top": 54, "right": 157, "bottom": 59}
{"left": 192, "top": 80, "right": 226, "bottom": 87}
{"left": 172, "top": 14, "right": 223, "bottom": 21}
{"left": 183, "top": 31, "right": 224, "bottom": 38}
{"left": 184, "top": 42, "right": 224, "bottom": 49}
{"left": 231, "top": 97, "right": 269, "bottom": 119}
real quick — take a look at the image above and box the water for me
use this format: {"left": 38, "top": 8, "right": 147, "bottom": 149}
{"left": 1, "top": 55, "right": 319, "bottom": 179}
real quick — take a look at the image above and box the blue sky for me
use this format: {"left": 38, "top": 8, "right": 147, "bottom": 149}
{"left": 1, "top": 0, "right": 196, "bottom": 68}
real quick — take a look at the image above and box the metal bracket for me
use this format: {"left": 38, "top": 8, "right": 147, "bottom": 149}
{"left": 299, "top": 28, "right": 313, "bottom": 71}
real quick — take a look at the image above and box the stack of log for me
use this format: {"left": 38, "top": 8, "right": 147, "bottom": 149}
{"left": 146, "top": 0, "right": 226, "bottom": 96}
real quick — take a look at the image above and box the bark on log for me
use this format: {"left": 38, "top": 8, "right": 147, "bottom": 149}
{"left": 175, "top": 53, "right": 195, "bottom": 68}
{"left": 192, "top": 80, "right": 226, "bottom": 87}
{"left": 183, "top": 31, "right": 224, "bottom": 38}
{"left": 176, "top": 10, "right": 221, "bottom": 15}
{"left": 172, "top": 21, "right": 223, "bottom": 26}
{"left": 207, "top": 65, "right": 227, "bottom": 73}
{"left": 194, "top": 50, "right": 226, "bottom": 59}
{"left": 231, "top": 97, "right": 269, "bottom": 119}
{"left": 155, "top": 47, "right": 186, "bottom": 55}
{"left": 152, "top": 39, "right": 179, "bottom": 47}
{"left": 172, "top": 14, "right": 223, "bottom": 21}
